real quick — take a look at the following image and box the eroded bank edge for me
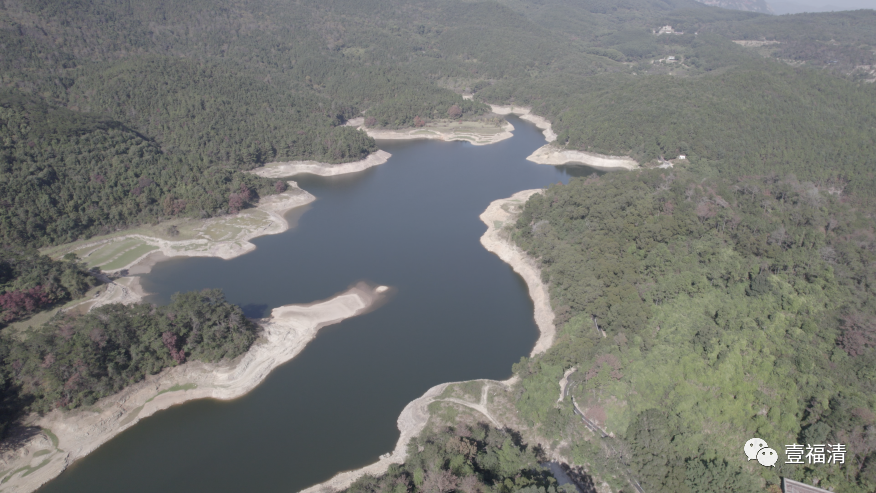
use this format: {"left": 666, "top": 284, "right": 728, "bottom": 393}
{"left": 299, "top": 189, "right": 559, "bottom": 492}
{"left": 1, "top": 283, "right": 390, "bottom": 492}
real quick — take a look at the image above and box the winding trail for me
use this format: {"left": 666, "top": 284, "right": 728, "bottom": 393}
{"left": 442, "top": 383, "right": 501, "bottom": 427}
{"left": 301, "top": 190, "right": 554, "bottom": 492}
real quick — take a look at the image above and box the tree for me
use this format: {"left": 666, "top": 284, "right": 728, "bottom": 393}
{"left": 447, "top": 104, "right": 462, "bottom": 118}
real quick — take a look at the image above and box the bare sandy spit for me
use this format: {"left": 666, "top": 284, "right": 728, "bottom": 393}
{"left": 489, "top": 105, "right": 557, "bottom": 143}
{"left": 488, "top": 104, "right": 640, "bottom": 170}
{"left": 49, "top": 182, "right": 315, "bottom": 287}
{"left": 300, "top": 190, "right": 554, "bottom": 492}
{"left": 0, "top": 283, "right": 390, "bottom": 493}
{"left": 526, "top": 144, "right": 639, "bottom": 171}
{"left": 345, "top": 117, "right": 515, "bottom": 146}
{"left": 250, "top": 150, "right": 392, "bottom": 178}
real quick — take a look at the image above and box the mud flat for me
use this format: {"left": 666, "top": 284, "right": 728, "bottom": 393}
{"left": 0, "top": 283, "right": 389, "bottom": 493}
{"left": 250, "top": 150, "right": 392, "bottom": 178}
{"left": 526, "top": 145, "right": 639, "bottom": 170}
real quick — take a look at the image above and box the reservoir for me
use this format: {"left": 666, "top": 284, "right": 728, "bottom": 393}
{"left": 39, "top": 117, "right": 599, "bottom": 493}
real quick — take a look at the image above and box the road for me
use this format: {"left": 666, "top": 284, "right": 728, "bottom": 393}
{"left": 562, "top": 372, "right": 646, "bottom": 493}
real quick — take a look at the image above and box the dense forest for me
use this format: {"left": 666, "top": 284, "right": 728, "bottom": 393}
{"left": 0, "top": 289, "right": 256, "bottom": 437}
{"left": 1, "top": 0, "right": 875, "bottom": 491}
{"left": 0, "top": 247, "right": 95, "bottom": 328}
{"left": 342, "top": 423, "right": 574, "bottom": 493}
{"left": 509, "top": 170, "right": 876, "bottom": 492}
{"left": 0, "top": 92, "right": 279, "bottom": 246}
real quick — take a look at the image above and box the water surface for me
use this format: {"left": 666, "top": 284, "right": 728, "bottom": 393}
{"left": 40, "top": 117, "right": 600, "bottom": 493}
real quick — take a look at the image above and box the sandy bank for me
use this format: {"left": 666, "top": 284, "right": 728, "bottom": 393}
{"left": 300, "top": 191, "right": 554, "bottom": 492}
{"left": 347, "top": 119, "right": 515, "bottom": 146}
{"left": 300, "top": 381, "right": 452, "bottom": 493}
{"left": 52, "top": 182, "right": 315, "bottom": 281}
{"left": 1, "top": 283, "right": 389, "bottom": 493}
{"left": 526, "top": 145, "right": 639, "bottom": 170}
{"left": 479, "top": 190, "right": 556, "bottom": 356}
{"left": 489, "top": 105, "right": 557, "bottom": 143}
{"left": 301, "top": 377, "right": 517, "bottom": 493}
{"left": 75, "top": 276, "right": 148, "bottom": 313}
{"left": 250, "top": 150, "right": 392, "bottom": 178}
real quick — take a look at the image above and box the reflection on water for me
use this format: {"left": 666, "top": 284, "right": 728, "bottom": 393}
{"left": 557, "top": 164, "right": 606, "bottom": 178}
{"left": 39, "top": 117, "right": 602, "bottom": 493}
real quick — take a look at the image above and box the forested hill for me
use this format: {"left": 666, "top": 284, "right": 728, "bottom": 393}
{"left": 1, "top": 1, "right": 875, "bottom": 490}
{"left": 4, "top": 0, "right": 876, "bottom": 249}
{"left": 510, "top": 170, "right": 876, "bottom": 493}
{"left": 0, "top": 92, "right": 278, "bottom": 246}
{"left": 694, "top": 0, "right": 773, "bottom": 13}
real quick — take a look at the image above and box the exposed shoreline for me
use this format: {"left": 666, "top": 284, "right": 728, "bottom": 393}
{"left": 0, "top": 283, "right": 389, "bottom": 492}
{"left": 43, "top": 181, "right": 316, "bottom": 307}
{"left": 19, "top": 115, "right": 586, "bottom": 492}
{"left": 249, "top": 150, "right": 392, "bottom": 178}
{"left": 300, "top": 376, "right": 521, "bottom": 493}
{"left": 300, "top": 190, "right": 555, "bottom": 492}
{"left": 488, "top": 104, "right": 640, "bottom": 170}
{"left": 478, "top": 190, "right": 556, "bottom": 356}
{"left": 489, "top": 105, "right": 558, "bottom": 143}
{"left": 526, "top": 144, "right": 639, "bottom": 170}
{"left": 349, "top": 117, "right": 516, "bottom": 146}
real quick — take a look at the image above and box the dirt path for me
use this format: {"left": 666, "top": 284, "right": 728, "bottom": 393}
{"left": 0, "top": 283, "right": 389, "bottom": 493}
{"left": 300, "top": 191, "right": 555, "bottom": 492}
{"left": 558, "top": 367, "right": 577, "bottom": 404}
{"left": 301, "top": 378, "right": 516, "bottom": 493}
{"left": 443, "top": 382, "right": 501, "bottom": 427}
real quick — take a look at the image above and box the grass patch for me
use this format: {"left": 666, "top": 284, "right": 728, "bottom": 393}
{"left": 100, "top": 243, "right": 158, "bottom": 270}
{"left": 21, "top": 459, "right": 50, "bottom": 477}
{"left": 118, "top": 405, "right": 144, "bottom": 426}
{"left": 7, "top": 309, "right": 60, "bottom": 336}
{"left": 2, "top": 468, "right": 25, "bottom": 483}
{"left": 83, "top": 239, "right": 142, "bottom": 266}
{"left": 145, "top": 383, "right": 197, "bottom": 404}
{"left": 1, "top": 456, "right": 50, "bottom": 484}
{"left": 458, "top": 380, "right": 483, "bottom": 401}
{"left": 431, "top": 401, "right": 459, "bottom": 423}
{"left": 41, "top": 428, "right": 59, "bottom": 448}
